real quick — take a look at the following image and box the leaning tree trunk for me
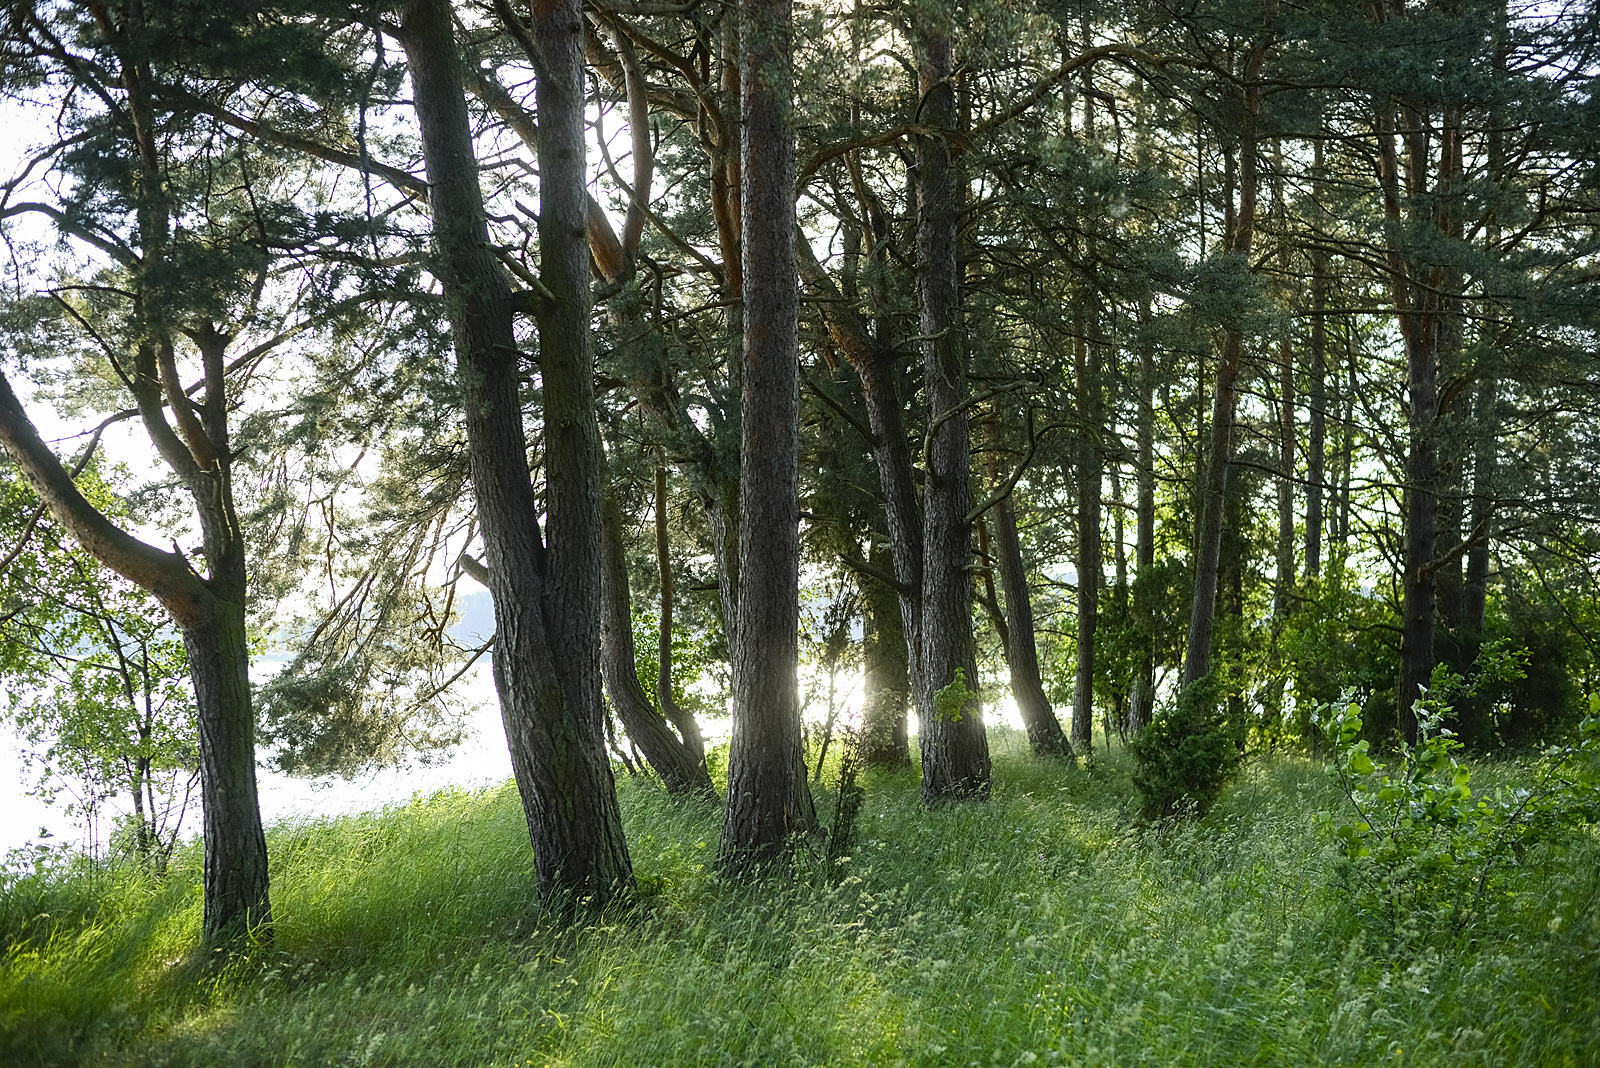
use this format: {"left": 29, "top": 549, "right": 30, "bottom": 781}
{"left": 401, "top": 0, "right": 631, "bottom": 901}
{"left": 985, "top": 423, "right": 1071, "bottom": 757}
{"left": 0, "top": 16, "right": 274, "bottom": 943}
{"left": 598, "top": 494, "right": 715, "bottom": 797}
{"left": 719, "top": 0, "right": 816, "bottom": 873}
{"left": 0, "top": 371, "right": 271, "bottom": 943}
{"left": 798, "top": 238, "right": 926, "bottom": 726}
{"left": 914, "top": 9, "right": 990, "bottom": 803}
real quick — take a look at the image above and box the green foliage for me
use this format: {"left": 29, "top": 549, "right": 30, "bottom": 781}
{"left": 1317, "top": 678, "right": 1600, "bottom": 932}
{"left": 1278, "top": 565, "right": 1402, "bottom": 743}
{"left": 2, "top": 740, "right": 1597, "bottom": 1066}
{"left": 0, "top": 463, "right": 198, "bottom": 869}
{"left": 628, "top": 607, "right": 727, "bottom": 725}
{"left": 933, "top": 667, "right": 978, "bottom": 724}
{"left": 1129, "top": 676, "right": 1243, "bottom": 821}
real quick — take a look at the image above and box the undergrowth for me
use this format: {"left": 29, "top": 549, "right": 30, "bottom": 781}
{"left": 2, "top": 731, "right": 1596, "bottom": 1067}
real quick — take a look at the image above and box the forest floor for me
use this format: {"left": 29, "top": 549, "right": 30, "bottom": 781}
{"left": 1, "top": 730, "right": 1596, "bottom": 1067}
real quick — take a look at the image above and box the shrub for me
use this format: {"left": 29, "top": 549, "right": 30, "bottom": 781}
{"left": 1130, "top": 675, "right": 1243, "bottom": 821}
{"left": 1317, "top": 684, "right": 1600, "bottom": 931}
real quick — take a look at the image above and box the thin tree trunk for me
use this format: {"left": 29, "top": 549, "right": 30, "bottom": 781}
{"left": 1465, "top": 1, "right": 1507, "bottom": 639}
{"left": 914, "top": 8, "right": 990, "bottom": 803}
{"left": 1378, "top": 89, "right": 1455, "bottom": 744}
{"left": 403, "top": 0, "right": 631, "bottom": 902}
{"left": 1306, "top": 134, "right": 1329, "bottom": 581}
{"left": 985, "top": 420, "right": 1071, "bottom": 756}
{"left": 1463, "top": 374, "right": 1497, "bottom": 634}
{"left": 1073, "top": 315, "right": 1102, "bottom": 750}
{"left": 1182, "top": 24, "right": 1270, "bottom": 687}
{"left": 720, "top": 0, "right": 816, "bottom": 872}
{"left": 1129, "top": 308, "right": 1156, "bottom": 734}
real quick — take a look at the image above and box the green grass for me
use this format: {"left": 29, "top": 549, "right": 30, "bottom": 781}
{"left": 2, "top": 730, "right": 1597, "bottom": 1067}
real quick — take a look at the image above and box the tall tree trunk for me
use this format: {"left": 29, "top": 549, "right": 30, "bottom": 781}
{"left": 797, "top": 237, "right": 925, "bottom": 738}
{"left": 1378, "top": 86, "right": 1459, "bottom": 744}
{"left": 598, "top": 494, "right": 715, "bottom": 797}
{"left": 1128, "top": 307, "right": 1157, "bottom": 734}
{"left": 720, "top": 0, "right": 816, "bottom": 872}
{"left": 914, "top": 7, "right": 990, "bottom": 803}
{"left": 1072, "top": 314, "right": 1102, "bottom": 750}
{"left": 1183, "top": 180, "right": 1255, "bottom": 687}
{"left": 1464, "top": 0, "right": 1507, "bottom": 640}
{"left": 403, "top": 0, "right": 631, "bottom": 902}
{"left": 470, "top": 55, "right": 744, "bottom": 658}
{"left": 985, "top": 420, "right": 1071, "bottom": 756}
{"left": 1305, "top": 133, "right": 1329, "bottom": 581}
{"left": 1182, "top": 16, "right": 1272, "bottom": 687}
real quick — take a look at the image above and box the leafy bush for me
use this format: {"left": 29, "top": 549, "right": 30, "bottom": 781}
{"left": 1318, "top": 683, "right": 1600, "bottom": 930}
{"left": 1130, "top": 676, "right": 1243, "bottom": 821}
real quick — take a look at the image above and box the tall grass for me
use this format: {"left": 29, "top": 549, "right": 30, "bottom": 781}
{"left": 2, "top": 731, "right": 1596, "bottom": 1067}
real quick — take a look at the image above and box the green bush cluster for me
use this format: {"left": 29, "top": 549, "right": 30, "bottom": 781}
{"left": 1318, "top": 684, "right": 1600, "bottom": 931}
{"left": 1128, "top": 676, "right": 1243, "bottom": 821}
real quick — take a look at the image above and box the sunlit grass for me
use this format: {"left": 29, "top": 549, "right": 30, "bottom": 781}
{"left": 2, "top": 731, "right": 1596, "bottom": 1067}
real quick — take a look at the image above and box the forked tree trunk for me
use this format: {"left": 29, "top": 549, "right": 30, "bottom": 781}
{"left": 719, "top": 0, "right": 816, "bottom": 872}
{"left": 401, "top": 0, "right": 630, "bottom": 902}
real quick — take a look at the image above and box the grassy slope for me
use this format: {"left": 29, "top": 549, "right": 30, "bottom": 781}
{"left": 1, "top": 731, "right": 1596, "bottom": 1067}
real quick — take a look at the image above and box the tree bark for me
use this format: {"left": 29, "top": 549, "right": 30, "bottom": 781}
{"left": 798, "top": 240, "right": 925, "bottom": 714}
{"left": 914, "top": 9, "right": 990, "bottom": 803}
{"left": 719, "top": 0, "right": 816, "bottom": 872}
{"left": 0, "top": 370, "right": 270, "bottom": 944}
{"left": 401, "top": 0, "right": 631, "bottom": 902}
{"left": 1376, "top": 81, "right": 1459, "bottom": 743}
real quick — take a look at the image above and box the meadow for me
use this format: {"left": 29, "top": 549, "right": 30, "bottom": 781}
{"left": 2, "top": 731, "right": 1596, "bottom": 1067}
